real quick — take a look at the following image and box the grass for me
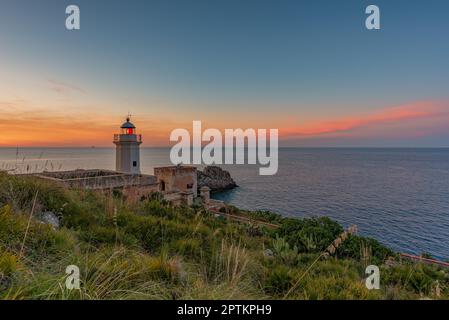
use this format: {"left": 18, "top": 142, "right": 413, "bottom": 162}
{"left": 0, "top": 171, "right": 448, "bottom": 300}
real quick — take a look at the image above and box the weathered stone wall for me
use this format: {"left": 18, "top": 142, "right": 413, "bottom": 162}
{"left": 154, "top": 166, "right": 197, "bottom": 197}
{"left": 34, "top": 169, "right": 158, "bottom": 190}
{"left": 121, "top": 184, "right": 160, "bottom": 203}
{"left": 36, "top": 169, "right": 117, "bottom": 180}
{"left": 26, "top": 166, "right": 232, "bottom": 208}
{"left": 162, "top": 191, "right": 194, "bottom": 206}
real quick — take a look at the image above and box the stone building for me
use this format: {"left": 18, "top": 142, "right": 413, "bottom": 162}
{"left": 29, "top": 118, "right": 208, "bottom": 207}
{"left": 154, "top": 166, "right": 198, "bottom": 197}
{"left": 33, "top": 169, "right": 160, "bottom": 201}
{"left": 153, "top": 165, "right": 197, "bottom": 206}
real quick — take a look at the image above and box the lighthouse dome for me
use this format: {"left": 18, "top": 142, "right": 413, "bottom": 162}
{"left": 121, "top": 118, "right": 136, "bottom": 129}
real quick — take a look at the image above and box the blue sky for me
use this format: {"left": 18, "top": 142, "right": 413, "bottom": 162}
{"left": 1, "top": 0, "right": 449, "bottom": 146}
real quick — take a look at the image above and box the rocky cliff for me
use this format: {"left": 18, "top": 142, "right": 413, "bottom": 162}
{"left": 197, "top": 166, "right": 237, "bottom": 192}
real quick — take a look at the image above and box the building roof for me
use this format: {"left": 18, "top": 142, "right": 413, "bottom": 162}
{"left": 121, "top": 117, "right": 136, "bottom": 129}
{"left": 154, "top": 165, "right": 197, "bottom": 172}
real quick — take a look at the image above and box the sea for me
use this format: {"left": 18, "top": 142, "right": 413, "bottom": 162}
{"left": 1, "top": 147, "right": 448, "bottom": 260}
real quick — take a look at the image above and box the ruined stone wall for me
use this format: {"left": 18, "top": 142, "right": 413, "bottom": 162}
{"left": 162, "top": 191, "right": 194, "bottom": 206}
{"left": 154, "top": 166, "right": 197, "bottom": 197}
{"left": 121, "top": 184, "right": 160, "bottom": 203}
{"left": 34, "top": 170, "right": 158, "bottom": 190}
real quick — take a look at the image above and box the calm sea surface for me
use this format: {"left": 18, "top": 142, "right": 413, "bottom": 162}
{"left": 1, "top": 147, "right": 448, "bottom": 260}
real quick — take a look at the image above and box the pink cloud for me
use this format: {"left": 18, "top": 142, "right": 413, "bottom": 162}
{"left": 281, "top": 100, "right": 449, "bottom": 138}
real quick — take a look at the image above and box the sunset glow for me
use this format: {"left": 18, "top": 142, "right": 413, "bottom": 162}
{"left": 1, "top": 0, "right": 449, "bottom": 147}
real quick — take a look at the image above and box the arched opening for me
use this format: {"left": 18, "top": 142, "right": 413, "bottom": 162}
{"left": 160, "top": 180, "right": 166, "bottom": 191}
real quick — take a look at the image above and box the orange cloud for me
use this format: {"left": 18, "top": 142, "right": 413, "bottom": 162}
{"left": 0, "top": 103, "right": 185, "bottom": 147}
{"left": 1, "top": 99, "right": 448, "bottom": 147}
{"left": 281, "top": 101, "right": 449, "bottom": 138}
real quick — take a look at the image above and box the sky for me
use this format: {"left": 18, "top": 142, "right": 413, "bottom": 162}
{"left": 0, "top": 0, "right": 449, "bottom": 147}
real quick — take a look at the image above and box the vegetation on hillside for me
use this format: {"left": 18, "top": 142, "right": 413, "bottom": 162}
{"left": 0, "top": 172, "right": 448, "bottom": 300}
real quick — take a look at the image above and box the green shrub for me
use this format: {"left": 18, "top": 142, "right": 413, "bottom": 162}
{"left": 144, "top": 253, "right": 182, "bottom": 283}
{"left": 140, "top": 199, "right": 173, "bottom": 218}
{"left": 421, "top": 252, "right": 433, "bottom": 259}
{"left": 0, "top": 250, "right": 19, "bottom": 276}
{"left": 173, "top": 238, "right": 201, "bottom": 257}
{"left": 81, "top": 225, "right": 118, "bottom": 244}
{"left": 383, "top": 264, "right": 448, "bottom": 296}
{"left": 337, "top": 235, "right": 394, "bottom": 265}
{"left": 275, "top": 217, "right": 343, "bottom": 252}
{"left": 298, "top": 273, "right": 381, "bottom": 300}
{"left": 0, "top": 174, "right": 447, "bottom": 300}
{"left": 0, "top": 205, "right": 75, "bottom": 258}
{"left": 271, "top": 236, "right": 299, "bottom": 266}
{"left": 0, "top": 175, "right": 75, "bottom": 215}
{"left": 263, "top": 265, "right": 294, "bottom": 295}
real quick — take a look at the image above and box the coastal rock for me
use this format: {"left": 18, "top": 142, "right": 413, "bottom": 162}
{"left": 37, "top": 211, "right": 60, "bottom": 230}
{"left": 197, "top": 166, "right": 237, "bottom": 192}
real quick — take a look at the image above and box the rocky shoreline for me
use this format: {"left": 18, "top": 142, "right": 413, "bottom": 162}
{"left": 197, "top": 166, "right": 237, "bottom": 192}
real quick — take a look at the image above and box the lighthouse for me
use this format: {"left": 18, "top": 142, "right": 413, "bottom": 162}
{"left": 113, "top": 117, "right": 142, "bottom": 174}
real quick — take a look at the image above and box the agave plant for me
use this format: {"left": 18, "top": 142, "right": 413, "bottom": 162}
{"left": 272, "top": 236, "right": 299, "bottom": 265}
{"left": 298, "top": 233, "right": 317, "bottom": 252}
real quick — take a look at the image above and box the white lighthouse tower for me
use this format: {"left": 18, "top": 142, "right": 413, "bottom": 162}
{"left": 113, "top": 116, "right": 142, "bottom": 174}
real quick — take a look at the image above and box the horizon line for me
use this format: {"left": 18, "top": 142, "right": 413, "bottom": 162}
{"left": 1, "top": 146, "right": 449, "bottom": 149}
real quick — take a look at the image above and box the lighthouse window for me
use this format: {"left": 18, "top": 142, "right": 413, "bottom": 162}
{"left": 133, "top": 161, "right": 137, "bottom": 167}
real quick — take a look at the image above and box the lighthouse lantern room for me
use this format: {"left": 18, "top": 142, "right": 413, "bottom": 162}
{"left": 113, "top": 117, "right": 142, "bottom": 174}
